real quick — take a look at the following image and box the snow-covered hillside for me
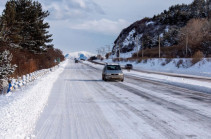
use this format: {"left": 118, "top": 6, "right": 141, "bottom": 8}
{"left": 111, "top": 1, "right": 210, "bottom": 59}
{"left": 67, "top": 51, "right": 95, "bottom": 59}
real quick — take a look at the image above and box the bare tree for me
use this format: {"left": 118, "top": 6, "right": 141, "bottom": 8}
{"left": 179, "top": 19, "right": 209, "bottom": 56}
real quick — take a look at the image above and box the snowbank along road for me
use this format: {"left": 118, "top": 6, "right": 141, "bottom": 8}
{"left": 34, "top": 59, "right": 211, "bottom": 139}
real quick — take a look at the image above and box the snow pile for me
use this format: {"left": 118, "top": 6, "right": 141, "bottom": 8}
{"left": 0, "top": 60, "right": 67, "bottom": 138}
{"left": 67, "top": 51, "right": 95, "bottom": 59}
{"left": 132, "top": 58, "right": 211, "bottom": 77}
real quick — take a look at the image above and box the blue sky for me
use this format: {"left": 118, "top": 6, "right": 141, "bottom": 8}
{"left": 0, "top": 0, "right": 193, "bottom": 54}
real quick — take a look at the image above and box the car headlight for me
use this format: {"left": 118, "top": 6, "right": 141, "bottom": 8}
{"left": 119, "top": 73, "right": 123, "bottom": 76}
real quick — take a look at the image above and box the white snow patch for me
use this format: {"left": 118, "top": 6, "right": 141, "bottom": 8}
{"left": 120, "top": 50, "right": 137, "bottom": 59}
{"left": 122, "top": 29, "right": 136, "bottom": 46}
{"left": 165, "top": 26, "right": 169, "bottom": 32}
{"left": 146, "top": 21, "right": 154, "bottom": 26}
{"left": 0, "top": 60, "right": 67, "bottom": 138}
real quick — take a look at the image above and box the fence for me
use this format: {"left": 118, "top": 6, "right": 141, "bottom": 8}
{"left": 0, "top": 65, "right": 59, "bottom": 94}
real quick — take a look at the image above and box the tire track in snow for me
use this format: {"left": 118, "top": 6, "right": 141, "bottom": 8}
{"left": 79, "top": 63, "right": 177, "bottom": 138}
{"left": 34, "top": 60, "right": 118, "bottom": 139}
{"left": 80, "top": 62, "right": 211, "bottom": 138}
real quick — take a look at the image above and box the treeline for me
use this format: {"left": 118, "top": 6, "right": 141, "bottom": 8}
{"left": 0, "top": 0, "right": 64, "bottom": 80}
{"left": 153, "top": 0, "right": 208, "bottom": 26}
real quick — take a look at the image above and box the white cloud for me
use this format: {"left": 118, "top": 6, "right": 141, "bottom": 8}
{"left": 0, "top": 0, "right": 7, "bottom": 14}
{"left": 72, "top": 0, "right": 86, "bottom": 8}
{"left": 41, "top": 0, "right": 104, "bottom": 20}
{"left": 0, "top": 7, "right": 4, "bottom": 14}
{"left": 70, "top": 18, "right": 130, "bottom": 35}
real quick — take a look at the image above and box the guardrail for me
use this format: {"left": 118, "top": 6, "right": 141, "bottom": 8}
{"left": 88, "top": 60, "right": 105, "bottom": 65}
{"left": 0, "top": 65, "right": 59, "bottom": 94}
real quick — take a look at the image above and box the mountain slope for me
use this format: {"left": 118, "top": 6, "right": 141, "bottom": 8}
{"left": 111, "top": 0, "right": 209, "bottom": 58}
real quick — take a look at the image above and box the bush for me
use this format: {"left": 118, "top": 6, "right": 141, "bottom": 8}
{"left": 0, "top": 46, "right": 64, "bottom": 78}
{"left": 176, "top": 59, "right": 184, "bottom": 68}
{"left": 105, "top": 52, "right": 112, "bottom": 59}
{"left": 0, "top": 79, "right": 8, "bottom": 94}
{"left": 191, "top": 50, "right": 204, "bottom": 65}
{"left": 89, "top": 56, "right": 97, "bottom": 61}
{"left": 161, "top": 58, "right": 172, "bottom": 66}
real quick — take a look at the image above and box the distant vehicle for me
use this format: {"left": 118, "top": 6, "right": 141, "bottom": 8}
{"left": 102, "top": 63, "right": 124, "bottom": 82}
{"left": 125, "top": 64, "right": 133, "bottom": 70}
{"left": 89, "top": 56, "right": 97, "bottom": 61}
{"left": 75, "top": 59, "right": 79, "bottom": 63}
{"left": 79, "top": 54, "right": 87, "bottom": 61}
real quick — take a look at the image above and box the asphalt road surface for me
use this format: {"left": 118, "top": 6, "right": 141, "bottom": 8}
{"left": 34, "top": 59, "right": 211, "bottom": 139}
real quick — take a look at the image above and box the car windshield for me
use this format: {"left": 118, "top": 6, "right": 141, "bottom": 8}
{"left": 106, "top": 65, "right": 121, "bottom": 70}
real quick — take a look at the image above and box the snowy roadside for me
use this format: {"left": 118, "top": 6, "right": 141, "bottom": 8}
{"left": 0, "top": 60, "right": 67, "bottom": 138}
{"left": 95, "top": 58, "right": 211, "bottom": 77}
{"left": 83, "top": 61, "right": 211, "bottom": 91}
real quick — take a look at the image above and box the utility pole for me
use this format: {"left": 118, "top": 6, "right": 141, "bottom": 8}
{"left": 118, "top": 45, "right": 120, "bottom": 61}
{"left": 142, "top": 39, "right": 144, "bottom": 58}
{"left": 101, "top": 47, "right": 105, "bottom": 57}
{"left": 136, "top": 36, "right": 139, "bottom": 58}
{"left": 115, "top": 45, "right": 118, "bottom": 58}
{"left": 185, "top": 28, "right": 189, "bottom": 57}
{"left": 96, "top": 49, "right": 100, "bottom": 56}
{"left": 158, "top": 35, "right": 161, "bottom": 58}
{"left": 106, "top": 45, "right": 110, "bottom": 53}
{"left": 208, "top": 0, "right": 211, "bottom": 19}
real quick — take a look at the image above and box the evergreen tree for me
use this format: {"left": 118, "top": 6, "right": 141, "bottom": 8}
{"left": 0, "top": 1, "right": 22, "bottom": 45}
{"left": 0, "top": 50, "right": 16, "bottom": 80}
{"left": 0, "top": 17, "right": 2, "bottom": 41}
{"left": 191, "top": 0, "right": 206, "bottom": 18}
{"left": 207, "top": 0, "right": 211, "bottom": 19}
{"left": 0, "top": 50, "right": 16, "bottom": 93}
{"left": 1, "top": 0, "right": 53, "bottom": 53}
{"left": 31, "top": 1, "right": 53, "bottom": 50}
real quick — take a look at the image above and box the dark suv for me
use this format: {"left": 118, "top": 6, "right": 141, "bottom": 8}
{"left": 75, "top": 59, "right": 79, "bottom": 63}
{"left": 125, "top": 64, "right": 133, "bottom": 70}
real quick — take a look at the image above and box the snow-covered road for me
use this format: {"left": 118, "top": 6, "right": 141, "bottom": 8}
{"left": 34, "top": 59, "right": 211, "bottom": 139}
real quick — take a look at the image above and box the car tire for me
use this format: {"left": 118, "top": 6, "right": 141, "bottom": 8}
{"left": 102, "top": 75, "right": 107, "bottom": 81}
{"left": 104, "top": 76, "right": 107, "bottom": 81}
{"left": 121, "top": 78, "right": 124, "bottom": 82}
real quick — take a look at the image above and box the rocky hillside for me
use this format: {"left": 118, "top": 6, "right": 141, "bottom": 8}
{"left": 111, "top": 0, "right": 211, "bottom": 58}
